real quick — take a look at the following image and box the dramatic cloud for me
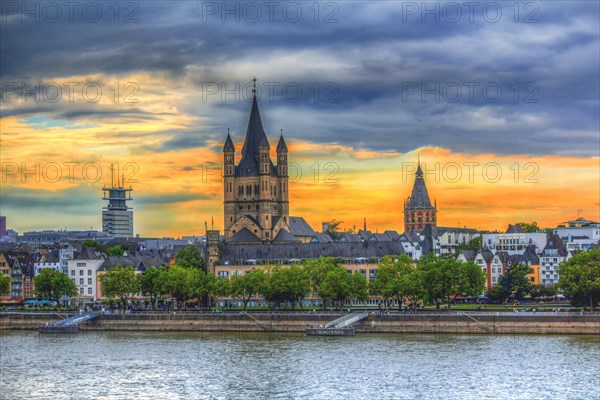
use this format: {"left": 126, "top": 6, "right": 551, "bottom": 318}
{"left": 1, "top": 1, "right": 598, "bottom": 235}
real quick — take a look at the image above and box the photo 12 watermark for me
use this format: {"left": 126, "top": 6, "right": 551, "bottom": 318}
{"left": 200, "top": 161, "right": 340, "bottom": 184}
{"left": 400, "top": 82, "right": 539, "bottom": 104}
{"left": 1, "top": 162, "right": 140, "bottom": 184}
{"left": 201, "top": 80, "right": 339, "bottom": 104}
{"left": 401, "top": 161, "right": 539, "bottom": 184}
{"left": 1, "top": 81, "right": 139, "bottom": 104}
{"left": 398, "top": 2, "right": 539, "bottom": 24}
{"left": 197, "top": 1, "right": 339, "bottom": 23}
{"left": 1, "top": 1, "right": 140, "bottom": 23}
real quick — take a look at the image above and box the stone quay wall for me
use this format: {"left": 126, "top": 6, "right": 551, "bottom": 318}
{"left": 2, "top": 312, "right": 599, "bottom": 335}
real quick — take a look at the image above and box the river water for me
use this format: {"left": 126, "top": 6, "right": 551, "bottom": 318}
{"left": 0, "top": 331, "right": 598, "bottom": 400}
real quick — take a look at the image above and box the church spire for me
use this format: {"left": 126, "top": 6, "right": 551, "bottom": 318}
{"left": 277, "top": 129, "right": 288, "bottom": 153}
{"left": 223, "top": 128, "right": 235, "bottom": 152}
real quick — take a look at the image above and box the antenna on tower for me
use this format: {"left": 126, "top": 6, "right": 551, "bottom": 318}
{"left": 110, "top": 163, "right": 115, "bottom": 187}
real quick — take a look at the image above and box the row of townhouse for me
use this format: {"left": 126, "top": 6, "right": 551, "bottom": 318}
{"left": 458, "top": 234, "right": 573, "bottom": 290}
{"left": 0, "top": 252, "right": 35, "bottom": 301}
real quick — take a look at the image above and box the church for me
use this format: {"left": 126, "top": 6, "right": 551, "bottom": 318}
{"left": 222, "top": 83, "right": 294, "bottom": 243}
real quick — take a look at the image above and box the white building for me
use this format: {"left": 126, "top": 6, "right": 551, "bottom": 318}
{"left": 482, "top": 224, "right": 547, "bottom": 255}
{"left": 34, "top": 258, "right": 61, "bottom": 276}
{"left": 67, "top": 248, "right": 105, "bottom": 302}
{"left": 554, "top": 220, "right": 600, "bottom": 252}
{"left": 539, "top": 234, "right": 571, "bottom": 287}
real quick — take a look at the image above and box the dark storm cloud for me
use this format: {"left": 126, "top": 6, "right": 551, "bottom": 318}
{"left": 1, "top": 1, "right": 598, "bottom": 156}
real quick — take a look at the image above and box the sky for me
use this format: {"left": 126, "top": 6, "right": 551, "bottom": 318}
{"left": 1, "top": 1, "right": 599, "bottom": 237}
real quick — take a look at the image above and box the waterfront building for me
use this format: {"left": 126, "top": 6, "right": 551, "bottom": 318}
{"left": 539, "top": 234, "right": 571, "bottom": 287}
{"left": 34, "top": 252, "right": 61, "bottom": 276}
{"left": 102, "top": 166, "right": 134, "bottom": 238}
{"left": 554, "top": 218, "right": 600, "bottom": 252}
{"left": 67, "top": 247, "right": 106, "bottom": 302}
{"left": 482, "top": 225, "right": 547, "bottom": 255}
{"left": 223, "top": 81, "right": 291, "bottom": 242}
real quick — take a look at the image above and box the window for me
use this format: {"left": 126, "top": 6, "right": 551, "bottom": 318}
{"left": 88, "top": 270, "right": 92, "bottom": 276}
{"left": 71, "top": 270, "right": 75, "bottom": 276}
{"left": 80, "top": 287, "right": 84, "bottom": 294}
{"left": 80, "top": 270, "right": 84, "bottom": 276}
{"left": 71, "top": 279, "right": 75, "bottom": 284}
{"left": 88, "top": 288, "right": 92, "bottom": 294}
{"left": 88, "top": 278, "right": 92, "bottom": 285}
{"left": 80, "top": 278, "right": 84, "bottom": 285}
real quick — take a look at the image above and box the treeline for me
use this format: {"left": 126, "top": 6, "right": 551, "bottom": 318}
{"left": 99, "top": 251, "right": 488, "bottom": 311}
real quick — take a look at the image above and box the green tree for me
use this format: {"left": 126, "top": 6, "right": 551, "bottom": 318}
{"left": 370, "top": 255, "right": 423, "bottom": 310}
{"left": 99, "top": 265, "right": 140, "bottom": 310}
{"left": 498, "top": 264, "right": 534, "bottom": 301}
{"left": 0, "top": 273, "right": 10, "bottom": 296}
{"left": 486, "top": 284, "right": 510, "bottom": 303}
{"left": 419, "top": 256, "right": 485, "bottom": 310}
{"left": 175, "top": 246, "right": 206, "bottom": 271}
{"left": 260, "top": 266, "right": 309, "bottom": 310}
{"left": 559, "top": 248, "right": 600, "bottom": 309}
{"left": 516, "top": 222, "right": 540, "bottom": 233}
{"left": 304, "top": 257, "right": 339, "bottom": 308}
{"left": 230, "top": 270, "right": 264, "bottom": 309}
{"left": 530, "top": 283, "right": 558, "bottom": 299}
{"left": 208, "top": 274, "right": 230, "bottom": 308}
{"left": 140, "top": 267, "right": 167, "bottom": 310}
{"left": 350, "top": 272, "right": 369, "bottom": 302}
{"left": 162, "top": 265, "right": 194, "bottom": 309}
{"left": 33, "top": 268, "right": 77, "bottom": 305}
{"left": 318, "top": 267, "right": 352, "bottom": 309}
{"left": 106, "top": 245, "right": 126, "bottom": 256}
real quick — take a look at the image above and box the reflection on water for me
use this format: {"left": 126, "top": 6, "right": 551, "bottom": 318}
{"left": 1, "top": 331, "right": 599, "bottom": 400}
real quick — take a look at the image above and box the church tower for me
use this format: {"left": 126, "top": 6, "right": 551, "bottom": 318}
{"left": 404, "top": 159, "right": 437, "bottom": 232}
{"left": 223, "top": 78, "right": 291, "bottom": 242}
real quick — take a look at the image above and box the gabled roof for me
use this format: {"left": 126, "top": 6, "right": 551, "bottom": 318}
{"left": 311, "top": 233, "right": 334, "bottom": 243}
{"left": 458, "top": 249, "right": 477, "bottom": 262}
{"left": 384, "top": 230, "right": 401, "bottom": 241}
{"left": 273, "top": 229, "right": 300, "bottom": 243}
{"left": 478, "top": 249, "right": 494, "bottom": 264}
{"left": 228, "top": 228, "right": 263, "bottom": 243}
{"left": 289, "top": 217, "right": 315, "bottom": 237}
{"left": 340, "top": 233, "right": 362, "bottom": 243}
{"left": 74, "top": 247, "right": 105, "bottom": 260}
{"left": 358, "top": 230, "right": 372, "bottom": 240}
{"left": 506, "top": 224, "right": 524, "bottom": 233}
{"left": 369, "top": 233, "right": 392, "bottom": 242}
{"left": 543, "top": 234, "right": 569, "bottom": 257}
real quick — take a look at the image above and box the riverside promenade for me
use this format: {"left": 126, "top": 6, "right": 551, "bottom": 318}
{"left": 2, "top": 311, "right": 599, "bottom": 335}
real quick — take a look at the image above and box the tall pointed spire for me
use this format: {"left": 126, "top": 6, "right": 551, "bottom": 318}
{"left": 223, "top": 128, "right": 235, "bottom": 152}
{"left": 237, "top": 77, "right": 272, "bottom": 176}
{"left": 277, "top": 129, "right": 288, "bottom": 153}
{"left": 416, "top": 153, "right": 423, "bottom": 177}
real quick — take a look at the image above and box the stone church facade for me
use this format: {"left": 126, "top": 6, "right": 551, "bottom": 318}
{"left": 222, "top": 91, "right": 292, "bottom": 242}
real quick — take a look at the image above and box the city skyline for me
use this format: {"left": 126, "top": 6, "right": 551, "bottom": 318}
{"left": 1, "top": 2, "right": 599, "bottom": 237}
